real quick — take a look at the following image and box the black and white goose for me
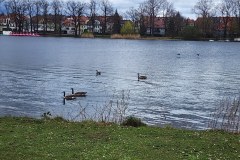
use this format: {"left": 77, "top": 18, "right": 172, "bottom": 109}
{"left": 138, "top": 73, "right": 147, "bottom": 81}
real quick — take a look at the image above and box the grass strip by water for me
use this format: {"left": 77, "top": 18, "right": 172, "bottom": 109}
{"left": 0, "top": 117, "right": 239, "bottom": 160}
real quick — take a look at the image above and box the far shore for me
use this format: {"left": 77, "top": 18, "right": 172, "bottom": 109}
{"left": 1, "top": 33, "right": 239, "bottom": 42}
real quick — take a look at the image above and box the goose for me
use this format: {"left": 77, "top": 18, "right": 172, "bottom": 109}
{"left": 63, "top": 91, "right": 76, "bottom": 100}
{"left": 138, "top": 73, "right": 147, "bottom": 81}
{"left": 71, "top": 88, "right": 87, "bottom": 97}
{"left": 96, "top": 70, "right": 101, "bottom": 76}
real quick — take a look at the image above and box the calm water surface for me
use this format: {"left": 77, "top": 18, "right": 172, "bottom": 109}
{"left": 0, "top": 36, "right": 240, "bottom": 129}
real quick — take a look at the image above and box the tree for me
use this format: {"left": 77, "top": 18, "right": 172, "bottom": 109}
{"left": 126, "top": 7, "right": 141, "bottom": 33}
{"left": 162, "top": 2, "right": 177, "bottom": 37}
{"left": 34, "top": 0, "right": 42, "bottom": 33}
{"left": 181, "top": 26, "right": 201, "bottom": 40}
{"left": 89, "top": 0, "right": 98, "bottom": 33}
{"left": 51, "top": 0, "right": 63, "bottom": 35}
{"left": 100, "top": 0, "right": 113, "bottom": 34}
{"left": 120, "top": 21, "right": 134, "bottom": 34}
{"left": 174, "top": 12, "right": 184, "bottom": 36}
{"left": 142, "top": 0, "right": 167, "bottom": 36}
{"left": 193, "top": 0, "right": 215, "bottom": 37}
{"left": 232, "top": 0, "right": 240, "bottom": 36}
{"left": 137, "top": 3, "right": 147, "bottom": 35}
{"left": 112, "top": 10, "right": 121, "bottom": 34}
{"left": 217, "top": 0, "right": 234, "bottom": 38}
{"left": 66, "top": 0, "right": 85, "bottom": 36}
{"left": 40, "top": 0, "right": 49, "bottom": 34}
{"left": 4, "top": 0, "right": 28, "bottom": 33}
{"left": 26, "top": 0, "right": 35, "bottom": 33}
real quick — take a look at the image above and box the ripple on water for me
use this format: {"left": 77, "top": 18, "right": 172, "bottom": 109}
{"left": 0, "top": 38, "right": 240, "bottom": 130}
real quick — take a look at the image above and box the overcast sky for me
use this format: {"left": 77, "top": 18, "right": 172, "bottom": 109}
{"left": 0, "top": 0, "right": 222, "bottom": 19}
{"left": 104, "top": 0, "right": 199, "bottom": 19}
{"left": 108, "top": 0, "right": 223, "bottom": 19}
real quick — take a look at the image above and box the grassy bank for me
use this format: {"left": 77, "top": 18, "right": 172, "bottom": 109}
{"left": 0, "top": 117, "right": 239, "bottom": 160}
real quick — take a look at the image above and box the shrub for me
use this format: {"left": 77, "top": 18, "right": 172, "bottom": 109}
{"left": 121, "top": 116, "right": 146, "bottom": 127}
{"left": 53, "top": 116, "right": 68, "bottom": 122}
{"left": 111, "top": 34, "right": 140, "bottom": 39}
{"left": 120, "top": 21, "right": 135, "bottom": 35}
{"left": 81, "top": 33, "right": 94, "bottom": 38}
{"left": 208, "top": 96, "right": 240, "bottom": 133}
{"left": 180, "top": 26, "right": 201, "bottom": 40}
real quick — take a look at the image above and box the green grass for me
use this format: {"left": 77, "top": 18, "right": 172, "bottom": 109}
{"left": 0, "top": 117, "right": 239, "bottom": 160}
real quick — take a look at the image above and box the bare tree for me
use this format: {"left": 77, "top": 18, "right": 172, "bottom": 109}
{"left": 26, "top": 0, "right": 35, "bottom": 33}
{"left": 100, "top": 0, "right": 113, "bottom": 34}
{"left": 142, "top": 0, "right": 167, "bottom": 36}
{"left": 136, "top": 3, "right": 148, "bottom": 35}
{"left": 34, "top": 0, "right": 42, "bottom": 33}
{"left": 217, "top": 0, "right": 234, "bottom": 38}
{"left": 233, "top": 0, "right": 240, "bottom": 36}
{"left": 51, "top": 0, "right": 63, "bottom": 35}
{"left": 162, "top": 1, "right": 175, "bottom": 36}
{"left": 126, "top": 7, "right": 139, "bottom": 33}
{"left": 193, "top": 0, "right": 215, "bottom": 37}
{"left": 89, "top": 0, "right": 98, "bottom": 33}
{"left": 4, "top": 0, "right": 28, "bottom": 33}
{"left": 66, "top": 0, "right": 85, "bottom": 36}
{"left": 193, "top": 0, "right": 215, "bottom": 17}
{"left": 40, "top": 0, "right": 49, "bottom": 34}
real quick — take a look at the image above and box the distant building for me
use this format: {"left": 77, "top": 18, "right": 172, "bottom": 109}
{"left": 185, "top": 18, "right": 195, "bottom": 27}
{"left": 195, "top": 16, "right": 239, "bottom": 38}
{"left": 145, "top": 17, "right": 166, "bottom": 36}
{"left": 0, "top": 14, "right": 16, "bottom": 33}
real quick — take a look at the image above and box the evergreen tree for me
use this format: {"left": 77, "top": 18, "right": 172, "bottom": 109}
{"left": 112, "top": 10, "right": 121, "bottom": 34}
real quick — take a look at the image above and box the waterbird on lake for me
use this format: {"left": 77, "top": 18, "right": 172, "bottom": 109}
{"left": 63, "top": 91, "right": 76, "bottom": 100}
{"left": 177, "top": 53, "right": 181, "bottom": 56}
{"left": 197, "top": 54, "right": 200, "bottom": 56}
{"left": 96, "top": 70, "right": 101, "bottom": 76}
{"left": 71, "top": 88, "right": 87, "bottom": 97}
{"left": 138, "top": 73, "right": 147, "bottom": 81}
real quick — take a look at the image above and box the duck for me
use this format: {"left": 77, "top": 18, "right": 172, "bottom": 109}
{"left": 71, "top": 88, "right": 87, "bottom": 97}
{"left": 96, "top": 70, "right": 101, "bottom": 76}
{"left": 197, "top": 54, "right": 200, "bottom": 56}
{"left": 138, "top": 73, "right": 147, "bottom": 81}
{"left": 63, "top": 91, "right": 76, "bottom": 100}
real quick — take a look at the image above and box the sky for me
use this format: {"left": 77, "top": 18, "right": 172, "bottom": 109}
{"left": 105, "top": 0, "right": 199, "bottom": 19}
{"left": 0, "top": 0, "right": 221, "bottom": 20}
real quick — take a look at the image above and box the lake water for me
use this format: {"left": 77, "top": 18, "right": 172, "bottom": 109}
{"left": 0, "top": 36, "right": 240, "bottom": 129}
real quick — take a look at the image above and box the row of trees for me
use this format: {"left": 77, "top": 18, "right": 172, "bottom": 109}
{"left": 0, "top": 0, "right": 184, "bottom": 37}
{"left": 0, "top": 0, "right": 114, "bottom": 36}
{"left": 125, "top": 0, "right": 240, "bottom": 38}
{"left": 193, "top": 0, "right": 240, "bottom": 38}
{"left": 1, "top": 0, "right": 240, "bottom": 38}
{"left": 125, "top": 0, "right": 184, "bottom": 36}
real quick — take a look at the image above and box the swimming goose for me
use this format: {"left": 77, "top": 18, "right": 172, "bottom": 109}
{"left": 63, "top": 91, "right": 76, "bottom": 100}
{"left": 138, "top": 73, "right": 147, "bottom": 81}
{"left": 71, "top": 88, "right": 87, "bottom": 97}
{"left": 96, "top": 70, "right": 101, "bottom": 76}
